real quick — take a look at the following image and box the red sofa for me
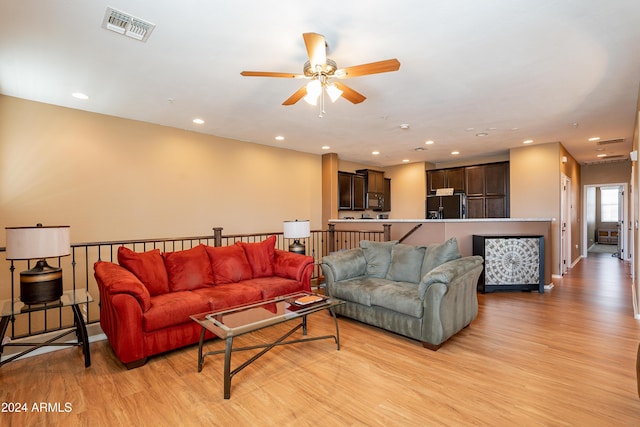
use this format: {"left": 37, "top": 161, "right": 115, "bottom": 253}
{"left": 94, "top": 236, "right": 313, "bottom": 368}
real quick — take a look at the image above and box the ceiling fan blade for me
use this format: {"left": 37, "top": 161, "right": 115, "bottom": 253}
{"left": 303, "top": 33, "right": 327, "bottom": 70}
{"left": 333, "top": 81, "right": 366, "bottom": 104}
{"left": 336, "top": 58, "right": 401, "bottom": 78}
{"left": 282, "top": 85, "right": 308, "bottom": 105}
{"left": 240, "top": 71, "right": 305, "bottom": 78}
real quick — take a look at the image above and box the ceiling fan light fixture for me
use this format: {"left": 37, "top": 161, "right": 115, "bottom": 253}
{"left": 326, "top": 83, "right": 343, "bottom": 103}
{"left": 304, "top": 79, "right": 322, "bottom": 105}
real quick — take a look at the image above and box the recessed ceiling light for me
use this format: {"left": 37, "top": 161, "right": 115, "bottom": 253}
{"left": 523, "top": 139, "right": 533, "bottom": 144}
{"left": 465, "top": 127, "right": 475, "bottom": 132}
{"left": 72, "top": 92, "right": 89, "bottom": 100}
{"left": 476, "top": 132, "right": 488, "bottom": 137}
{"left": 400, "top": 124, "right": 410, "bottom": 129}
{"left": 321, "top": 145, "right": 330, "bottom": 150}
{"left": 402, "top": 159, "right": 410, "bottom": 163}
{"left": 511, "top": 127, "right": 519, "bottom": 131}
{"left": 372, "top": 151, "right": 380, "bottom": 155}
{"left": 595, "top": 148, "right": 605, "bottom": 152}
{"left": 451, "top": 151, "right": 460, "bottom": 155}
{"left": 597, "top": 154, "right": 607, "bottom": 158}
{"left": 414, "top": 147, "right": 424, "bottom": 152}
{"left": 588, "top": 137, "right": 600, "bottom": 141}
{"left": 425, "top": 140, "right": 434, "bottom": 145}
{"left": 275, "top": 135, "right": 285, "bottom": 141}
{"left": 193, "top": 118, "right": 204, "bottom": 124}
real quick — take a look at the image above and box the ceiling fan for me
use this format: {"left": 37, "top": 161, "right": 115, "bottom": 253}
{"left": 240, "top": 33, "right": 400, "bottom": 116}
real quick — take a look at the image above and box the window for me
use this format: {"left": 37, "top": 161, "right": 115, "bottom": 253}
{"left": 601, "top": 187, "right": 619, "bottom": 222}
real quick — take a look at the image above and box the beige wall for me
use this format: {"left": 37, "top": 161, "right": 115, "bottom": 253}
{"left": 632, "top": 86, "right": 640, "bottom": 317}
{"left": 510, "top": 142, "right": 562, "bottom": 275}
{"left": 582, "top": 160, "right": 632, "bottom": 185}
{"left": 383, "top": 162, "right": 427, "bottom": 219}
{"left": 0, "top": 95, "right": 323, "bottom": 245}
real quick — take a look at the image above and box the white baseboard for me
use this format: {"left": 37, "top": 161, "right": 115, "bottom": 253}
{"left": 1, "top": 323, "right": 106, "bottom": 363}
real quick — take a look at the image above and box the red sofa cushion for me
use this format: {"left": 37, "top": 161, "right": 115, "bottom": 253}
{"left": 237, "top": 235, "right": 276, "bottom": 278}
{"left": 193, "top": 283, "right": 264, "bottom": 311}
{"left": 142, "top": 291, "right": 212, "bottom": 332}
{"left": 237, "top": 276, "right": 304, "bottom": 300}
{"left": 205, "top": 244, "right": 252, "bottom": 284}
{"left": 162, "top": 244, "right": 214, "bottom": 292}
{"left": 117, "top": 247, "right": 170, "bottom": 296}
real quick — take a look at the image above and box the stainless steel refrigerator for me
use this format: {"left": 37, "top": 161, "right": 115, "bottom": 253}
{"left": 426, "top": 194, "right": 467, "bottom": 219}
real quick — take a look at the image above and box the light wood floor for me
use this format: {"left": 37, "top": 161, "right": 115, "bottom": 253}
{"left": 1, "top": 253, "right": 639, "bottom": 426}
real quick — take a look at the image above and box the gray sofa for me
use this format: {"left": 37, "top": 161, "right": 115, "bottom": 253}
{"left": 321, "top": 238, "right": 483, "bottom": 350}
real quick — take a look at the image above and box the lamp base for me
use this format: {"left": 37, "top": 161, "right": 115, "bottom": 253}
{"left": 20, "top": 260, "right": 63, "bottom": 305}
{"left": 289, "top": 240, "right": 306, "bottom": 255}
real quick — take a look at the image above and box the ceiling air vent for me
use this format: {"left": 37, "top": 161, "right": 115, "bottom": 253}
{"left": 101, "top": 7, "right": 155, "bottom": 42}
{"left": 597, "top": 138, "right": 625, "bottom": 145}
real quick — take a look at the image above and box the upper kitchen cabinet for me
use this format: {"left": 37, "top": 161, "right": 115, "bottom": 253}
{"left": 353, "top": 174, "right": 366, "bottom": 210}
{"left": 338, "top": 171, "right": 353, "bottom": 210}
{"left": 356, "top": 169, "right": 385, "bottom": 193}
{"left": 338, "top": 171, "right": 365, "bottom": 211}
{"left": 383, "top": 178, "right": 391, "bottom": 212}
{"left": 427, "top": 167, "right": 465, "bottom": 194}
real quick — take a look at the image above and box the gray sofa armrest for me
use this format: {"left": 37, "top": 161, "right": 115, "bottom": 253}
{"left": 419, "top": 255, "right": 484, "bottom": 347}
{"left": 418, "top": 255, "right": 484, "bottom": 299}
{"left": 321, "top": 248, "right": 367, "bottom": 286}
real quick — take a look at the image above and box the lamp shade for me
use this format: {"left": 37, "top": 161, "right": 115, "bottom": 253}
{"left": 5, "top": 225, "right": 71, "bottom": 260}
{"left": 283, "top": 220, "right": 310, "bottom": 239}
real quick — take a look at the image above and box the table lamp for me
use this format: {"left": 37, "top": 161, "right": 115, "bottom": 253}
{"left": 5, "top": 224, "right": 71, "bottom": 305}
{"left": 283, "top": 220, "right": 310, "bottom": 255}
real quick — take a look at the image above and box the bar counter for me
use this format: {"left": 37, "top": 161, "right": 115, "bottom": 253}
{"left": 328, "top": 218, "right": 554, "bottom": 285}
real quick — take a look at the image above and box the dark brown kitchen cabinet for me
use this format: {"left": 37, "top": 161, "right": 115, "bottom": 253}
{"left": 338, "top": 172, "right": 353, "bottom": 210}
{"left": 356, "top": 169, "right": 385, "bottom": 193}
{"left": 338, "top": 171, "right": 365, "bottom": 211}
{"left": 353, "top": 174, "right": 366, "bottom": 210}
{"left": 465, "top": 165, "right": 485, "bottom": 197}
{"left": 485, "top": 162, "right": 508, "bottom": 196}
{"left": 383, "top": 178, "right": 391, "bottom": 211}
{"left": 427, "top": 161, "right": 509, "bottom": 218}
{"left": 427, "top": 167, "right": 464, "bottom": 194}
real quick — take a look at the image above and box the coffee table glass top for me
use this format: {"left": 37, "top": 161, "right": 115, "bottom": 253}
{"left": 190, "top": 292, "right": 343, "bottom": 338}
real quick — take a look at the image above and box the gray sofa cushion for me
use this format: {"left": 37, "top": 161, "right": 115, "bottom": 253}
{"left": 420, "top": 237, "right": 462, "bottom": 277}
{"left": 323, "top": 248, "right": 366, "bottom": 281}
{"left": 386, "top": 244, "right": 426, "bottom": 284}
{"left": 330, "top": 276, "right": 397, "bottom": 306}
{"left": 370, "top": 282, "right": 423, "bottom": 318}
{"left": 360, "top": 240, "right": 398, "bottom": 278}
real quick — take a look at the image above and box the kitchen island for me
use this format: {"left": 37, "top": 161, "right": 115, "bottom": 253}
{"left": 328, "top": 218, "right": 553, "bottom": 286}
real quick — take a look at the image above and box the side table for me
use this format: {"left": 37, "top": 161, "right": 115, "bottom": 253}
{"left": 0, "top": 289, "right": 92, "bottom": 368}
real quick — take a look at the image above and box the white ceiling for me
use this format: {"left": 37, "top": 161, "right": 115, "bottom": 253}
{"left": 2, "top": 1, "right": 640, "bottom": 167}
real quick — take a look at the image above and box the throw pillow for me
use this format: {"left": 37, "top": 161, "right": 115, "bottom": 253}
{"left": 162, "top": 244, "right": 214, "bottom": 292}
{"left": 117, "top": 246, "right": 169, "bottom": 296}
{"left": 420, "top": 237, "right": 462, "bottom": 278}
{"left": 205, "top": 244, "right": 253, "bottom": 284}
{"left": 359, "top": 240, "right": 398, "bottom": 278}
{"left": 237, "top": 235, "right": 277, "bottom": 278}
{"left": 386, "top": 244, "right": 427, "bottom": 284}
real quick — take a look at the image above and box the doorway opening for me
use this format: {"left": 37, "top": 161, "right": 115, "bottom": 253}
{"left": 583, "top": 183, "right": 627, "bottom": 260}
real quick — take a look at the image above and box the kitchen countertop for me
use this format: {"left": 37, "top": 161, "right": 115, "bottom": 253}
{"left": 329, "top": 218, "right": 555, "bottom": 223}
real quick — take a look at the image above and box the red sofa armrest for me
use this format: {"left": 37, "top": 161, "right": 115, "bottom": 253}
{"left": 94, "top": 261, "right": 152, "bottom": 312}
{"left": 274, "top": 249, "right": 314, "bottom": 291}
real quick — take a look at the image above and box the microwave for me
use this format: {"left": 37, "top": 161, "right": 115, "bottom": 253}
{"left": 366, "top": 192, "right": 384, "bottom": 211}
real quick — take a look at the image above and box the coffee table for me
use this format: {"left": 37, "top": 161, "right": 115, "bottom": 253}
{"left": 190, "top": 291, "right": 344, "bottom": 399}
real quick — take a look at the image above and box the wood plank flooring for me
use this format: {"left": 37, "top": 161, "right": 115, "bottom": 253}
{"left": 1, "top": 252, "right": 639, "bottom": 426}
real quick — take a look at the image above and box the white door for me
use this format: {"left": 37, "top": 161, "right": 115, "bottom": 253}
{"left": 561, "top": 175, "right": 571, "bottom": 274}
{"left": 617, "top": 186, "right": 624, "bottom": 260}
